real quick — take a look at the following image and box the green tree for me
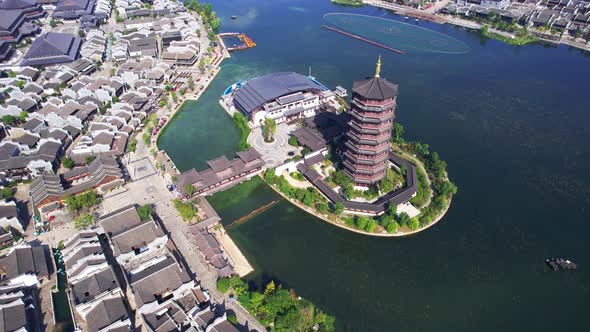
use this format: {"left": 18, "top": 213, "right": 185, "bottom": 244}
{"left": 387, "top": 203, "right": 397, "bottom": 217}
{"left": 0, "top": 187, "right": 14, "bottom": 200}
{"left": 398, "top": 212, "right": 410, "bottom": 227}
{"left": 1, "top": 115, "right": 16, "bottom": 126}
{"left": 217, "top": 277, "right": 230, "bottom": 293}
{"left": 184, "top": 184, "right": 196, "bottom": 196}
{"left": 171, "top": 90, "right": 177, "bottom": 103}
{"left": 408, "top": 217, "right": 420, "bottom": 231}
{"left": 74, "top": 214, "right": 95, "bottom": 230}
{"left": 263, "top": 117, "right": 277, "bottom": 142}
{"left": 61, "top": 157, "right": 75, "bottom": 169}
{"left": 288, "top": 136, "right": 298, "bottom": 147}
{"left": 392, "top": 122, "right": 404, "bottom": 143}
{"left": 333, "top": 202, "right": 344, "bottom": 215}
{"left": 229, "top": 276, "right": 248, "bottom": 295}
{"left": 137, "top": 204, "right": 153, "bottom": 221}
{"left": 187, "top": 74, "right": 195, "bottom": 91}
{"left": 386, "top": 221, "right": 399, "bottom": 233}
{"left": 85, "top": 155, "right": 96, "bottom": 164}
{"left": 355, "top": 216, "right": 369, "bottom": 230}
{"left": 18, "top": 111, "right": 28, "bottom": 123}
{"left": 366, "top": 219, "right": 378, "bottom": 232}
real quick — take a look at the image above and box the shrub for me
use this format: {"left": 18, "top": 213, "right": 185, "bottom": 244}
{"left": 61, "top": 157, "right": 75, "bottom": 169}
{"left": 137, "top": 204, "right": 153, "bottom": 221}
{"left": 386, "top": 221, "right": 399, "bottom": 233}
{"left": 227, "top": 313, "right": 238, "bottom": 325}
{"left": 288, "top": 136, "right": 298, "bottom": 147}
{"left": 216, "top": 277, "right": 230, "bottom": 293}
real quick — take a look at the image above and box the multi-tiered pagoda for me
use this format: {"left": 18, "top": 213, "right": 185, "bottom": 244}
{"left": 343, "top": 56, "right": 399, "bottom": 188}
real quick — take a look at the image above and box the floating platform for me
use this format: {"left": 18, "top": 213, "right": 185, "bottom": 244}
{"left": 320, "top": 25, "right": 404, "bottom": 55}
{"left": 219, "top": 32, "right": 256, "bottom": 51}
{"left": 545, "top": 258, "right": 577, "bottom": 271}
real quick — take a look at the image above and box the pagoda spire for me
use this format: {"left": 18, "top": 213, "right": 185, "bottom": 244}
{"left": 375, "top": 55, "right": 382, "bottom": 78}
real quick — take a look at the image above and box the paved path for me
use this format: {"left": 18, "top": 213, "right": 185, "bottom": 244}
{"left": 247, "top": 123, "right": 298, "bottom": 168}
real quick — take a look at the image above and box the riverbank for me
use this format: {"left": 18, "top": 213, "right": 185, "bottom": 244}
{"left": 363, "top": 0, "right": 590, "bottom": 51}
{"left": 261, "top": 169, "right": 452, "bottom": 237}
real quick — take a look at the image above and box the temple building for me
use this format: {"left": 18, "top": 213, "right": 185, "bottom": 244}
{"left": 20, "top": 32, "right": 82, "bottom": 66}
{"left": 229, "top": 72, "right": 335, "bottom": 126}
{"left": 0, "top": 0, "right": 45, "bottom": 61}
{"left": 343, "top": 56, "right": 398, "bottom": 188}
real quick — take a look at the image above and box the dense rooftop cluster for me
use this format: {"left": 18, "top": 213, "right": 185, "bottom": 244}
{"left": 441, "top": 0, "right": 590, "bottom": 36}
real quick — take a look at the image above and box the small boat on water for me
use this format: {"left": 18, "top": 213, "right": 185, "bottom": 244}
{"left": 405, "top": 16, "right": 409, "bottom": 19}
{"left": 231, "top": 15, "right": 237, "bottom": 20}
{"left": 415, "top": 18, "right": 420, "bottom": 22}
{"left": 545, "top": 258, "right": 577, "bottom": 271}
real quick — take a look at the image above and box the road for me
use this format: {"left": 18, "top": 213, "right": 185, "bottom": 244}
{"left": 102, "top": 111, "right": 266, "bottom": 332}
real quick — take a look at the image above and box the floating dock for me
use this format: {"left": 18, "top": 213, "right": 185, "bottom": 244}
{"left": 320, "top": 25, "right": 404, "bottom": 55}
{"left": 219, "top": 32, "right": 256, "bottom": 51}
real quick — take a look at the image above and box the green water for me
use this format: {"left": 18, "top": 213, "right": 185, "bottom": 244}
{"left": 163, "top": 1, "right": 590, "bottom": 331}
{"left": 52, "top": 250, "right": 74, "bottom": 331}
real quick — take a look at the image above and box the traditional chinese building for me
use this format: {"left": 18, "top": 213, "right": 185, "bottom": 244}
{"left": 343, "top": 56, "right": 398, "bottom": 187}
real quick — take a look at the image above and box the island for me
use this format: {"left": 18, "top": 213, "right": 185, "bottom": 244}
{"left": 182, "top": 56, "right": 456, "bottom": 236}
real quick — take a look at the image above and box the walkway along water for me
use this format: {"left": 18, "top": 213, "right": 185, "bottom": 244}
{"left": 321, "top": 25, "right": 405, "bottom": 55}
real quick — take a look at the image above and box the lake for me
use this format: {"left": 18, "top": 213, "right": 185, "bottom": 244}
{"left": 161, "top": 1, "right": 590, "bottom": 331}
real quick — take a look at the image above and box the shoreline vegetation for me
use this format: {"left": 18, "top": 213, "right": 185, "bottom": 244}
{"left": 331, "top": 0, "right": 365, "bottom": 7}
{"left": 479, "top": 25, "right": 538, "bottom": 46}
{"left": 232, "top": 112, "right": 252, "bottom": 151}
{"left": 262, "top": 123, "right": 456, "bottom": 236}
{"left": 218, "top": 277, "right": 335, "bottom": 331}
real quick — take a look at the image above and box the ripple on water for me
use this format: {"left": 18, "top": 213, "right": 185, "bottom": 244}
{"left": 323, "top": 13, "right": 471, "bottom": 54}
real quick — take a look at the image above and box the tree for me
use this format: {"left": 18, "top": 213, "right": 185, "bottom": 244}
{"left": 187, "top": 74, "right": 195, "bottom": 91}
{"left": 61, "top": 157, "right": 75, "bottom": 169}
{"left": 387, "top": 203, "right": 397, "bottom": 217}
{"left": 333, "top": 202, "right": 344, "bottom": 215}
{"left": 379, "top": 177, "right": 393, "bottom": 193}
{"left": 392, "top": 122, "right": 404, "bottom": 143}
{"left": 85, "top": 155, "right": 96, "bottom": 164}
{"left": 408, "top": 217, "right": 420, "bottom": 231}
{"left": 137, "top": 204, "right": 153, "bottom": 221}
{"left": 366, "top": 219, "right": 378, "bottom": 232}
{"left": 198, "top": 58, "right": 206, "bottom": 72}
{"left": 184, "top": 184, "right": 196, "bottom": 196}
{"left": 74, "top": 214, "right": 95, "bottom": 230}
{"left": 229, "top": 276, "right": 248, "bottom": 295}
{"left": 159, "top": 97, "right": 168, "bottom": 107}
{"left": 1, "top": 115, "right": 16, "bottom": 126}
{"left": 264, "top": 280, "right": 276, "bottom": 296}
{"left": 217, "top": 277, "right": 230, "bottom": 293}
{"left": 263, "top": 118, "right": 277, "bottom": 142}
{"left": 288, "top": 136, "right": 298, "bottom": 147}
{"left": 355, "top": 216, "right": 369, "bottom": 230}
{"left": 171, "top": 90, "right": 177, "bottom": 103}
{"left": 386, "top": 221, "right": 400, "bottom": 233}
{"left": 0, "top": 187, "right": 14, "bottom": 200}
{"left": 398, "top": 212, "right": 410, "bottom": 227}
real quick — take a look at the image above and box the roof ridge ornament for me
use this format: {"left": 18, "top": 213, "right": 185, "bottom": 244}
{"left": 375, "top": 55, "right": 381, "bottom": 78}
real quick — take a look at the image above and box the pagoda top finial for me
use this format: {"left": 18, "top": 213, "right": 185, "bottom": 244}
{"left": 375, "top": 55, "right": 382, "bottom": 78}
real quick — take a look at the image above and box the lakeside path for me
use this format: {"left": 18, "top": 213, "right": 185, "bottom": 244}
{"left": 363, "top": 0, "right": 590, "bottom": 51}
{"left": 261, "top": 173, "right": 451, "bottom": 237}
{"left": 127, "top": 40, "right": 265, "bottom": 331}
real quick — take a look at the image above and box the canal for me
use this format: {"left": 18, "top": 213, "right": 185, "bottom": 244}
{"left": 161, "top": 1, "right": 590, "bottom": 331}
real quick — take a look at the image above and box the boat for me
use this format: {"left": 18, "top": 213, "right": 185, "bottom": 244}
{"left": 231, "top": 15, "right": 237, "bottom": 20}
{"left": 545, "top": 258, "right": 577, "bottom": 271}
{"left": 405, "top": 16, "right": 409, "bottom": 19}
{"left": 415, "top": 18, "right": 420, "bottom": 22}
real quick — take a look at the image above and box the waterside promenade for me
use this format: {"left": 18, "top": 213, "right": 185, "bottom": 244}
{"left": 363, "top": 0, "right": 590, "bottom": 51}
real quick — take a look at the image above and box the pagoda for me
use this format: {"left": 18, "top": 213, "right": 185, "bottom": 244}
{"left": 343, "top": 56, "right": 399, "bottom": 188}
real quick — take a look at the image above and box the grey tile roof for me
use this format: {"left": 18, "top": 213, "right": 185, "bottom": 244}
{"left": 85, "top": 294, "right": 129, "bottom": 332}
{"left": 70, "top": 266, "right": 118, "bottom": 304}
{"left": 0, "top": 245, "right": 50, "bottom": 279}
{"left": 21, "top": 32, "right": 82, "bottom": 66}
{"left": 352, "top": 76, "right": 398, "bottom": 100}
{"left": 233, "top": 72, "right": 324, "bottom": 115}
{"left": 128, "top": 256, "right": 192, "bottom": 307}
